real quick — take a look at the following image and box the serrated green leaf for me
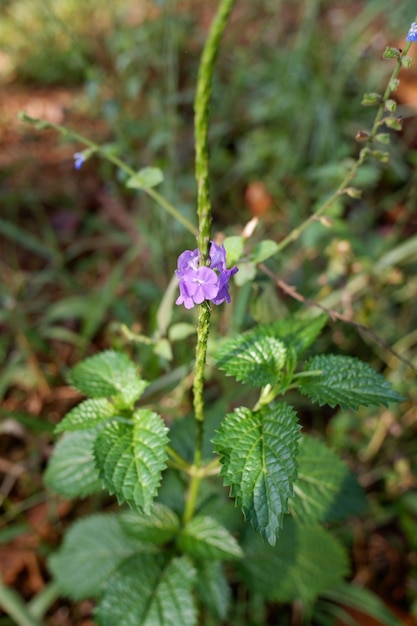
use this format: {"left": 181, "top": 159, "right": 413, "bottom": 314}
{"left": 55, "top": 398, "right": 117, "bottom": 433}
{"left": 94, "top": 409, "right": 169, "bottom": 513}
{"left": 96, "top": 554, "right": 197, "bottom": 626}
{"left": 213, "top": 402, "right": 300, "bottom": 545}
{"left": 120, "top": 503, "right": 180, "bottom": 545}
{"left": 68, "top": 350, "right": 148, "bottom": 407}
{"left": 240, "top": 519, "right": 349, "bottom": 602}
{"left": 216, "top": 328, "right": 287, "bottom": 386}
{"left": 298, "top": 354, "right": 403, "bottom": 409}
{"left": 178, "top": 515, "right": 243, "bottom": 560}
{"left": 44, "top": 430, "right": 102, "bottom": 498}
{"left": 291, "top": 436, "right": 367, "bottom": 524}
{"left": 196, "top": 561, "right": 230, "bottom": 620}
{"left": 49, "top": 514, "right": 144, "bottom": 600}
{"left": 126, "top": 167, "right": 164, "bottom": 189}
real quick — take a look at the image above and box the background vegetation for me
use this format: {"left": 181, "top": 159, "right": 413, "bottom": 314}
{"left": 1, "top": 0, "right": 417, "bottom": 624}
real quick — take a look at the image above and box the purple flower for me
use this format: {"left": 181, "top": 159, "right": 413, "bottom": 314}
{"left": 175, "top": 241, "right": 238, "bottom": 309}
{"left": 406, "top": 22, "right": 417, "bottom": 42}
{"left": 73, "top": 152, "right": 85, "bottom": 170}
{"left": 177, "top": 248, "right": 199, "bottom": 271}
{"left": 211, "top": 266, "right": 239, "bottom": 305}
{"left": 209, "top": 241, "right": 227, "bottom": 271}
{"left": 176, "top": 266, "right": 219, "bottom": 309}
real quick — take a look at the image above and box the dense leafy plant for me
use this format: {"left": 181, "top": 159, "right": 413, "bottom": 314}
{"left": 10, "top": 2, "right": 417, "bottom": 625}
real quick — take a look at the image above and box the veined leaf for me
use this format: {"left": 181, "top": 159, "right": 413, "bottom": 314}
{"left": 96, "top": 554, "right": 197, "bottom": 626}
{"left": 55, "top": 398, "right": 117, "bottom": 433}
{"left": 240, "top": 519, "right": 349, "bottom": 603}
{"left": 298, "top": 354, "right": 403, "bottom": 409}
{"left": 213, "top": 402, "right": 300, "bottom": 545}
{"left": 94, "top": 409, "right": 169, "bottom": 513}
{"left": 216, "top": 328, "right": 287, "bottom": 386}
{"left": 120, "top": 503, "right": 180, "bottom": 545}
{"left": 291, "top": 436, "right": 367, "bottom": 524}
{"left": 178, "top": 515, "right": 243, "bottom": 560}
{"left": 196, "top": 561, "right": 230, "bottom": 620}
{"left": 68, "top": 350, "right": 148, "bottom": 407}
{"left": 44, "top": 430, "right": 102, "bottom": 498}
{"left": 49, "top": 513, "right": 145, "bottom": 600}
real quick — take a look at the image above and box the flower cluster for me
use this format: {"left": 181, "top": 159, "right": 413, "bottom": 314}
{"left": 175, "top": 241, "right": 238, "bottom": 309}
{"left": 406, "top": 22, "right": 417, "bottom": 43}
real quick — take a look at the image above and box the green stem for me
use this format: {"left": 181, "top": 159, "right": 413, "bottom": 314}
{"left": 167, "top": 445, "right": 191, "bottom": 471}
{"left": 18, "top": 112, "right": 198, "bottom": 237}
{"left": 194, "top": 0, "right": 235, "bottom": 260}
{"left": 272, "top": 39, "right": 414, "bottom": 256}
{"left": 183, "top": 0, "right": 236, "bottom": 525}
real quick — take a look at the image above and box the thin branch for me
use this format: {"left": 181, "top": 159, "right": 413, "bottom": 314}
{"left": 259, "top": 263, "right": 417, "bottom": 374}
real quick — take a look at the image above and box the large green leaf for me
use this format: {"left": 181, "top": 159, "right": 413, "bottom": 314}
{"left": 44, "top": 430, "right": 102, "bottom": 498}
{"left": 178, "top": 515, "right": 243, "bottom": 560}
{"left": 68, "top": 350, "right": 148, "bottom": 407}
{"left": 298, "top": 354, "right": 403, "bottom": 409}
{"left": 213, "top": 402, "right": 300, "bottom": 545}
{"left": 54, "top": 398, "right": 117, "bottom": 433}
{"left": 49, "top": 514, "right": 145, "bottom": 600}
{"left": 95, "top": 554, "right": 197, "bottom": 626}
{"left": 240, "top": 519, "right": 349, "bottom": 603}
{"left": 216, "top": 328, "right": 287, "bottom": 386}
{"left": 120, "top": 503, "right": 180, "bottom": 545}
{"left": 291, "top": 435, "right": 368, "bottom": 524}
{"left": 196, "top": 561, "right": 230, "bottom": 620}
{"left": 94, "top": 409, "right": 169, "bottom": 513}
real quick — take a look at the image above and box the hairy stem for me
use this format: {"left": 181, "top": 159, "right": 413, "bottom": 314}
{"left": 194, "top": 0, "right": 236, "bottom": 261}
{"left": 184, "top": 0, "right": 236, "bottom": 525}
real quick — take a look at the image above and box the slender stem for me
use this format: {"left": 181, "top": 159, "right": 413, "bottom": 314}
{"left": 183, "top": 0, "right": 236, "bottom": 525}
{"left": 192, "top": 303, "right": 211, "bottom": 423}
{"left": 27, "top": 582, "right": 60, "bottom": 621}
{"left": 0, "top": 577, "right": 44, "bottom": 626}
{"left": 194, "top": 0, "right": 235, "bottom": 261}
{"left": 167, "top": 445, "right": 191, "bottom": 471}
{"left": 272, "top": 39, "right": 414, "bottom": 257}
{"left": 18, "top": 113, "right": 198, "bottom": 237}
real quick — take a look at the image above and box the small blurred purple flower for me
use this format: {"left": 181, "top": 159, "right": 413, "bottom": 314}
{"left": 73, "top": 152, "right": 85, "bottom": 170}
{"left": 175, "top": 241, "right": 238, "bottom": 309}
{"left": 406, "top": 22, "right": 417, "bottom": 42}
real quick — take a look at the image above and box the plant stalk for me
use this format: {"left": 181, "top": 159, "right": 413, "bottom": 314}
{"left": 18, "top": 113, "right": 198, "bottom": 237}
{"left": 273, "top": 38, "right": 414, "bottom": 256}
{"left": 184, "top": 0, "right": 236, "bottom": 525}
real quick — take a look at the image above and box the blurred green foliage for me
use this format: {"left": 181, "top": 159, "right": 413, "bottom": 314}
{"left": 1, "top": 0, "right": 417, "bottom": 623}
